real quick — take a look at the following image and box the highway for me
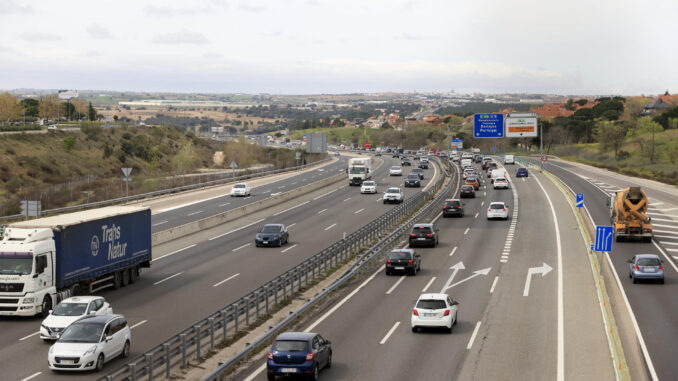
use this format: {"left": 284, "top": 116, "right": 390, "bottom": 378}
{"left": 237, "top": 159, "right": 615, "bottom": 381}
{"left": 527, "top": 158, "right": 678, "bottom": 381}
{"left": 0, "top": 154, "right": 440, "bottom": 381}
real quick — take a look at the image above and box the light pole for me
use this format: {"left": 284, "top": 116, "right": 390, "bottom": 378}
{"left": 539, "top": 122, "right": 544, "bottom": 172}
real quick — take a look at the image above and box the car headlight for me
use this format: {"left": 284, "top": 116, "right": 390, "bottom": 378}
{"left": 83, "top": 345, "right": 98, "bottom": 356}
{"left": 23, "top": 297, "right": 35, "bottom": 304}
{"left": 49, "top": 345, "right": 55, "bottom": 355}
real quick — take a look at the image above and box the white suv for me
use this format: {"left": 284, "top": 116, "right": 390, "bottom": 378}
{"left": 360, "top": 181, "right": 377, "bottom": 194}
{"left": 383, "top": 187, "right": 404, "bottom": 204}
{"left": 40, "top": 296, "right": 113, "bottom": 341}
{"left": 411, "top": 293, "right": 459, "bottom": 333}
{"left": 230, "top": 183, "right": 251, "bottom": 197}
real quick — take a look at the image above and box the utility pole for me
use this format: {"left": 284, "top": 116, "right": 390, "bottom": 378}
{"left": 539, "top": 122, "right": 543, "bottom": 172}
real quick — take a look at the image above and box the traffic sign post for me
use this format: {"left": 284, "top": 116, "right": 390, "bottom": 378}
{"left": 473, "top": 114, "right": 504, "bottom": 138}
{"left": 121, "top": 167, "right": 132, "bottom": 199}
{"left": 593, "top": 226, "right": 614, "bottom": 252}
{"left": 576, "top": 194, "right": 584, "bottom": 208}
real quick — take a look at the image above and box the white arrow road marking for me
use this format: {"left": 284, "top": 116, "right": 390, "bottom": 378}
{"left": 443, "top": 267, "right": 491, "bottom": 291}
{"left": 440, "top": 262, "right": 465, "bottom": 292}
{"left": 523, "top": 262, "right": 553, "bottom": 296}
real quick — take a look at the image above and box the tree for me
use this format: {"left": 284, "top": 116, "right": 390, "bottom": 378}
{"left": 653, "top": 106, "right": 678, "bottom": 129}
{"left": 88, "top": 102, "right": 97, "bottom": 121}
{"left": 380, "top": 122, "right": 392, "bottom": 129}
{"left": 596, "top": 121, "right": 626, "bottom": 159}
{"left": 39, "top": 94, "right": 60, "bottom": 120}
{"left": 113, "top": 115, "right": 119, "bottom": 122}
{"left": 102, "top": 142, "right": 114, "bottom": 158}
{"left": 575, "top": 99, "right": 588, "bottom": 106}
{"left": 564, "top": 98, "right": 576, "bottom": 111}
{"left": 543, "top": 126, "right": 569, "bottom": 154}
{"left": 63, "top": 136, "right": 76, "bottom": 152}
{"left": 20, "top": 98, "right": 40, "bottom": 117}
{"left": 0, "top": 92, "right": 22, "bottom": 124}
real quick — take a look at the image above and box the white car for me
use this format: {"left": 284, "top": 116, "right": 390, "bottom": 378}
{"left": 420, "top": 156, "right": 429, "bottom": 164}
{"left": 40, "top": 296, "right": 113, "bottom": 341}
{"left": 48, "top": 314, "right": 130, "bottom": 371}
{"left": 493, "top": 177, "right": 509, "bottom": 189}
{"left": 383, "top": 187, "right": 404, "bottom": 204}
{"left": 230, "top": 183, "right": 251, "bottom": 197}
{"left": 389, "top": 166, "right": 402, "bottom": 176}
{"left": 487, "top": 202, "right": 509, "bottom": 220}
{"left": 360, "top": 181, "right": 377, "bottom": 194}
{"left": 47, "top": 124, "right": 57, "bottom": 132}
{"left": 411, "top": 293, "right": 459, "bottom": 333}
{"left": 503, "top": 154, "right": 515, "bottom": 164}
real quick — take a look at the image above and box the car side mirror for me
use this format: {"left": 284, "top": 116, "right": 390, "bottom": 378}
{"left": 452, "top": 301, "right": 459, "bottom": 306}
{"left": 106, "top": 335, "right": 113, "bottom": 342}
{"left": 33, "top": 273, "right": 39, "bottom": 278}
{"left": 90, "top": 310, "right": 97, "bottom": 315}
{"left": 626, "top": 259, "right": 633, "bottom": 263}
{"left": 49, "top": 310, "right": 53, "bottom": 315}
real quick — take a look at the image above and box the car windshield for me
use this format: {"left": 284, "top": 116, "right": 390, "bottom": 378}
{"left": 637, "top": 258, "right": 661, "bottom": 266}
{"left": 234, "top": 184, "right": 246, "bottom": 188}
{"left": 446, "top": 201, "right": 461, "bottom": 207}
{"left": 0, "top": 252, "right": 34, "bottom": 275}
{"left": 349, "top": 167, "right": 366, "bottom": 174}
{"left": 362, "top": 181, "right": 375, "bottom": 186}
{"left": 389, "top": 251, "right": 412, "bottom": 260}
{"left": 386, "top": 188, "right": 400, "bottom": 194}
{"left": 416, "top": 299, "right": 447, "bottom": 310}
{"left": 391, "top": 167, "right": 400, "bottom": 170}
{"left": 260, "top": 226, "right": 280, "bottom": 233}
{"left": 490, "top": 204, "right": 505, "bottom": 209}
{"left": 59, "top": 323, "right": 104, "bottom": 343}
{"left": 273, "top": 340, "right": 308, "bottom": 352}
{"left": 52, "top": 302, "right": 88, "bottom": 316}
{"left": 412, "top": 168, "right": 421, "bottom": 172}
{"left": 413, "top": 226, "right": 432, "bottom": 234}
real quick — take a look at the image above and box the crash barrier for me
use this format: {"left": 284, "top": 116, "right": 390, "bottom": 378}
{"left": 100, "top": 158, "right": 453, "bottom": 381}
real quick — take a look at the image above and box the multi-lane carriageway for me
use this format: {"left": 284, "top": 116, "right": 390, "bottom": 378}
{"left": 1, "top": 153, "right": 442, "bottom": 381}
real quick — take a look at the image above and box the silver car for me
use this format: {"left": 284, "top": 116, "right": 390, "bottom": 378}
{"left": 628, "top": 254, "right": 665, "bottom": 284}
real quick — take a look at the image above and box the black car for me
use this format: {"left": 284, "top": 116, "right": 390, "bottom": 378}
{"left": 409, "top": 223, "right": 439, "bottom": 247}
{"left": 267, "top": 332, "right": 332, "bottom": 380}
{"left": 474, "top": 154, "right": 483, "bottom": 163}
{"left": 516, "top": 168, "right": 528, "bottom": 177}
{"left": 418, "top": 161, "right": 429, "bottom": 169}
{"left": 405, "top": 174, "right": 421, "bottom": 187}
{"left": 460, "top": 185, "right": 475, "bottom": 198}
{"left": 385, "top": 249, "right": 421, "bottom": 275}
{"left": 375, "top": 152, "right": 381, "bottom": 157}
{"left": 411, "top": 167, "right": 424, "bottom": 179}
{"left": 401, "top": 158, "right": 412, "bottom": 166}
{"left": 443, "top": 199, "right": 464, "bottom": 217}
{"left": 255, "top": 224, "right": 289, "bottom": 247}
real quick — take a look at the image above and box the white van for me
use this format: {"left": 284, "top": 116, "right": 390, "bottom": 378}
{"left": 460, "top": 158, "right": 472, "bottom": 167}
{"left": 504, "top": 155, "right": 515, "bottom": 164}
{"left": 491, "top": 168, "right": 507, "bottom": 183}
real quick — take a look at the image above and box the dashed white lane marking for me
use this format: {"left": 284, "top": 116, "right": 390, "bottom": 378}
{"left": 380, "top": 321, "right": 401, "bottom": 344}
{"left": 474, "top": 212, "right": 479, "bottom": 218}
{"left": 490, "top": 276, "right": 499, "bottom": 293}
{"left": 313, "top": 188, "right": 338, "bottom": 200}
{"left": 376, "top": 197, "right": 382, "bottom": 202}
{"left": 665, "top": 248, "right": 678, "bottom": 252}
{"left": 152, "top": 244, "right": 197, "bottom": 262}
{"left": 651, "top": 223, "right": 678, "bottom": 228}
{"left": 386, "top": 275, "right": 407, "bottom": 294}
{"left": 659, "top": 241, "right": 678, "bottom": 245}
{"left": 287, "top": 223, "right": 297, "bottom": 228}
{"left": 209, "top": 218, "right": 266, "bottom": 240}
{"left": 20, "top": 372, "right": 42, "bottom": 381}
{"left": 232, "top": 243, "right": 251, "bottom": 252}
{"left": 324, "top": 223, "right": 337, "bottom": 231}
{"left": 355, "top": 208, "right": 365, "bottom": 214}
{"left": 467, "top": 321, "right": 482, "bottom": 349}
{"left": 218, "top": 202, "right": 231, "bottom": 207}
{"left": 481, "top": 201, "right": 485, "bottom": 206}
{"left": 152, "top": 220, "right": 168, "bottom": 227}
{"left": 281, "top": 244, "right": 298, "bottom": 253}
{"left": 450, "top": 246, "right": 458, "bottom": 257}
{"left": 343, "top": 197, "right": 351, "bottom": 202}
{"left": 19, "top": 331, "right": 39, "bottom": 341}
{"left": 464, "top": 228, "right": 470, "bottom": 235}
{"left": 213, "top": 273, "right": 240, "bottom": 287}
{"left": 130, "top": 320, "right": 148, "bottom": 329}
{"left": 318, "top": 208, "right": 328, "bottom": 214}
{"left": 422, "top": 277, "right": 436, "bottom": 292}
{"left": 273, "top": 201, "right": 310, "bottom": 216}
{"left": 153, "top": 272, "right": 183, "bottom": 286}
{"left": 187, "top": 210, "right": 203, "bottom": 216}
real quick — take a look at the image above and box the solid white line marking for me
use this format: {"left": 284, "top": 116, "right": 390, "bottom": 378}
{"left": 232, "top": 243, "right": 251, "bottom": 252}
{"left": 652, "top": 229, "right": 676, "bottom": 234}
{"left": 281, "top": 244, "right": 298, "bottom": 253}
{"left": 318, "top": 208, "right": 328, "bottom": 214}
{"left": 464, "top": 228, "right": 470, "bottom": 235}
{"left": 209, "top": 218, "right": 266, "bottom": 240}
{"left": 287, "top": 223, "right": 297, "bottom": 228}
{"left": 449, "top": 246, "right": 458, "bottom": 257}
{"left": 187, "top": 210, "right": 203, "bottom": 216}
{"left": 474, "top": 212, "right": 479, "bottom": 218}
{"left": 666, "top": 248, "right": 678, "bottom": 252}
{"left": 380, "top": 321, "right": 401, "bottom": 344}
{"left": 354, "top": 208, "right": 365, "bottom": 214}
{"left": 386, "top": 276, "right": 407, "bottom": 294}
{"left": 152, "top": 244, "right": 197, "bottom": 262}
{"left": 324, "top": 223, "right": 336, "bottom": 231}
{"left": 490, "top": 276, "right": 499, "bottom": 293}
{"left": 273, "top": 201, "right": 310, "bottom": 216}
{"left": 218, "top": 202, "right": 231, "bottom": 207}
{"left": 659, "top": 241, "right": 678, "bottom": 245}
{"left": 422, "top": 277, "right": 436, "bottom": 292}
{"left": 154, "top": 193, "right": 229, "bottom": 214}
{"left": 152, "top": 220, "right": 168, "bottom": 227}
{"left": 19, "top": 331, "right": 39, "bottom": 341}
{"left": 278, "top": 186, "right": 285, "bottom": 189}
{"left": 213, "top": 273, "right": 240, "bottom": 287}
{"left": 376, "top": 197, "right": 382, "bottom": 201}
{"left": 130, "top": 320, "right": 148, "bottom": 329}
{"left": 343, "top": 197, "right": 351, "bottom": 202}
{"left": 673, "top": 256, "right": 678, "bottom": 259}
{"left": 467, "top": 321, "right": 482, "bottom": 349}
{"left": 153, "top": 272, "right": 183, "bottom": 285}
{"left": 20, "top": 372, "right": 41, "bottom": 381}
{"left": 313, "top": 189, "right": 338, "bottom": 200}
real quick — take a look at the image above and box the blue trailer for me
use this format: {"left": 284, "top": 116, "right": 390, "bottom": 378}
{"left": 0, "top": 205, "right": 151, "bottom": 317}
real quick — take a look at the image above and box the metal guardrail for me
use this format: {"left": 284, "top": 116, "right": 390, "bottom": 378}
{"left": 100, "top": 157, "right": 453, "bottom": 381}
{"left": 0, "top": 157, "right": 331, "bottom": 222}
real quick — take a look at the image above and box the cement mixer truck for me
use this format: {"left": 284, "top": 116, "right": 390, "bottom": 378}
{"left": 607, "top": 187, "right": 653, "bottom": 242}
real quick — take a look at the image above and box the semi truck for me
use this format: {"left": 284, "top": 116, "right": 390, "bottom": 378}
{"left": 608, "top": 187, "right": 653, "bottom": 242}
{"left": 0, "top": 205, "right": 152, "bottom": 317}
{"left": 348, "top": 157, "right": 372, "bottom": 185}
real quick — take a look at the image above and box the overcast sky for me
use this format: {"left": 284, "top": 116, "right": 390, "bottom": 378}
{"left": 0, "top": 0, "right": 676, "bottom": 95}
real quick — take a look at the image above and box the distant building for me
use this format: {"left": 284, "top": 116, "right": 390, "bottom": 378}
{"left": 529, "top": 101, "right": 595, "bottom": 119}
{"left": 641, "top": 98, "right": 673, "bottom": 115}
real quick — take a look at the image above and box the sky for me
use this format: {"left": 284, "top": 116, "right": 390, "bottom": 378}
{"left": 0, "top": 0, "right": 676, "bottom": 95}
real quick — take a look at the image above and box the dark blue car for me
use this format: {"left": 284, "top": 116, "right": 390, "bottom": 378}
{"left": 267, "top": 332, "right": 332, "bottom": 380}
{"left": 516, "top": 168, "right": 529, "bottom": 177}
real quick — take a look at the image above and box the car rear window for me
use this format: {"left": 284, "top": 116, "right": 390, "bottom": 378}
{"left": 407, "top": 174, "right": 419, "bottom": 179}
{"left": 234, "top": 184, "right": 246, "bottom": 188}
{"left": 261, "top": 226, "right": 280, "bottom": 233}
{"left": 273, "top": 340, "right": 308, "bottom": 352}
{"left": 637, "top": 258, "right": 661, "bottom": 266}
{"left": 412, "top": 226, "right": 432, "bottom": 234}
{"left": 445, "top": 200, "right": 461, "bottom": 207}
{"left": 490, "top": 204, "right": 504, "bottom": 209}
{"left": 416, "top": 299, "right": 447, "bottom": 309}
{"left": 389, "top": 251, "right": 413, "bottom": 260}
{"left": 462, "top": 185, "right": 474, "bottom": 190}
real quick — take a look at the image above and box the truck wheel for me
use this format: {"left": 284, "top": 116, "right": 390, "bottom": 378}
{"left": 113, "top": 271, "right": 122, "bottom": 289}
{"left": 70, "top": 284, "right": 81, "bottom": 297}
{"left": 121, "top": 269, "right": 130, "bottom": 287}
{"left": 40, "top": 296, "right": 52, "bottom": 318}
{"left": 129, "top": 266, "right": 139, "bottom": 283}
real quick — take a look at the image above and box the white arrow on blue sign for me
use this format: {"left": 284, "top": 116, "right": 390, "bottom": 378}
{"left": 594, "top": 226, "right": 614, "bottom": 252}
{"left": 576, "top": 193, "right": 584, "bottom": 208}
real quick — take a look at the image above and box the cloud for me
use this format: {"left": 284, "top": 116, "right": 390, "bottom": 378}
{"left": 0, "top": 0, "right": 34, "bottom": 14}
{"left": 20, "top": 32, "right": 62, "bottom": 42}
{"left": 396, "top": 33, "right": 431, "bottom": 41}
{"left": 237, "top": 3, "right": 266, "bottom": 13}
{"left": 86, "top": 25, "right": 114, "bottom": 40}
{"left": 153, "top": 31, "right": 209, "bottom": 45}
{"left": 144, "top": 4, "right": 205, "bottom": 16}
{"left": 203, "top": 52, "right": 222, "bottom": 59}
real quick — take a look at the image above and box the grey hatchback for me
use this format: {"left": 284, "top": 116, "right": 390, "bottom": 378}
{"left": 628, "top": 254, "right": 665, "bottom": 284}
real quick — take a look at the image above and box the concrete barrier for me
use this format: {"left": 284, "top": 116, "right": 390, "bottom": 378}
{"left": 152, "top": 172, "right": 346, "bottom": 245}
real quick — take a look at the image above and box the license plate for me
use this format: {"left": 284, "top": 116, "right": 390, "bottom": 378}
{"left": 394, "top": 267, "right": 404, "bottom": 270}
{"left": 0, "top": 311, "right": 11, "bottom": 316}
{"left": 60, "top": 360, "right": 74, "bottom": 365}
{"left": 417, "top": 238, "right": 426, "bottom": 240}
{"left": 281, "top": 368, "right": 297, "bottom": 373}
{"left": 644, "top": 267, "right": 655, "bottom": 272}
{"left": 262, "top": 241, "right": 269, "bottom": 244}
{"left": 424, "top": 313, "right": 433, "bottom": 317}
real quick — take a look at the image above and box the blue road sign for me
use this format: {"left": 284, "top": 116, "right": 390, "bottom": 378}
{"left": 576, "top": 193, "right": 584, "bottom": 208}
{"left": 474, "top": 114, "right": 504, "bottom": 138}
{"left": 492, "top": 146, "right": 496, "bottom": 151}
{"left": 594, "top": 226, "right": 614, "bottom": 252}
